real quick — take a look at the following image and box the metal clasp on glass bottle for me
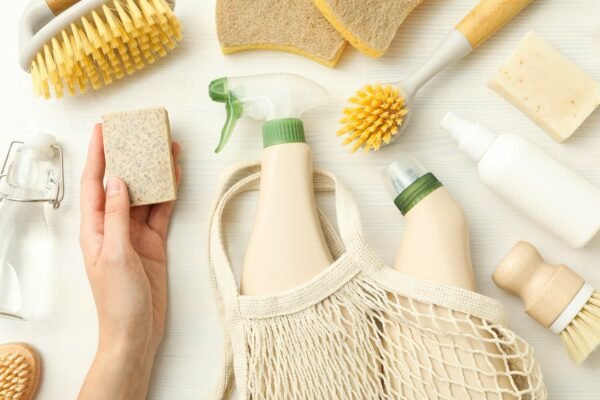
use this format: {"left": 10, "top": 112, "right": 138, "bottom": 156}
{"left": 0, "top": 140, "right": 65, "bottom": 209}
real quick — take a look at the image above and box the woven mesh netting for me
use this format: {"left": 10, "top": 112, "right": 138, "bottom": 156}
{"left": 243, "top": 275, "right": 546, "bottom": 400}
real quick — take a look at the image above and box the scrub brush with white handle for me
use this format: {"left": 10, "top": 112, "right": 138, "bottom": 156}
{"left": 337, "top": 0, "right": 533, "bottom": 152}
{"left": 18, "top": 0, "right": 182, "bottom": 99}
{"left": 494, "top": 241, "right": 600, "bottom": 364}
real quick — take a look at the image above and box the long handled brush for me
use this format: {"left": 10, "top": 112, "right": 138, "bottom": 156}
{"left": 337, "top": 0, "right": 533, "bottom": 152}
{"left": 18, "top": 0, "right": 182, "bottom": 99}
{"left": 494, "top": 241, "right": 600, "bottom": 364}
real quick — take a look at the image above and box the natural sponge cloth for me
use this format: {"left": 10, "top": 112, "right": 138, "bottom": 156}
{"left": 489, "top": 31, "right": 600, "bottom": 143}
{"left": 314, "top": 0, "right": 422, "bottom": 57}
{"left": 102, "top": 107, "right": 177, "bottom": 206}
{"left": 216, "top": 0, "right": 346, "bottom": 67}
{"left": 0, "top": 343, "right": 41, "bottom": 400}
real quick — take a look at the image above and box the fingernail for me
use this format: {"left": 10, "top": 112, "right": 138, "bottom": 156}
{"left": 106, "top": 178, "right": 121, "bottom": 196}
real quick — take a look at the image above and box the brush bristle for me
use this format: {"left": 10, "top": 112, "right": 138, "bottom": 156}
{"left": 30, "top": 0, "right": 183, "bottom": 99}
{"left": 559, "top": 291, "right": 600, "bottom": 364}
{"left": 337, "top": 83, "right": 408, "bottom": 153}
{"left": 0, "top": 352, "right": 33, "bottom": 399}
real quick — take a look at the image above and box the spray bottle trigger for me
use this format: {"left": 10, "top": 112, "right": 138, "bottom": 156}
{"left": 214, "top": 97, "right": 243, "bottom": 153}
{"left": 209, "top": 78, "right": 244, "bottom": 153}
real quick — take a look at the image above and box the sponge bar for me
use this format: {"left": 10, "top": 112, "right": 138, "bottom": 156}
{"left": 216, "top": 0, "right": 346, "bottom": 68}
{"left": 102, "top": 107, "right": 177, "bottom": 206}
{"left": 314, "top": 0, "right": 422, "bottom": 58}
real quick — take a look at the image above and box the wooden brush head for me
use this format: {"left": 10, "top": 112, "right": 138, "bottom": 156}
{"left": 493, "top": 241, "right": 585, "bottom": 328}
{"left": 0, "top": 343, "right": 41, "bottom": 400}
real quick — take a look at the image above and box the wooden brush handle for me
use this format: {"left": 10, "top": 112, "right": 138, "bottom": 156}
{"left": 493, "top": 241, "right": 585, "bottom": 328}
{"left": 46, "top": 0, "right": 80, "bottom": 15}
{"left": 456, "top": 0, "right": 534, "bottom": 48}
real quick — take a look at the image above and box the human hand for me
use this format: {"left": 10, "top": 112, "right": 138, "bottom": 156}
{"left": 78, "top": 124, "right": 181, "bottom": 400}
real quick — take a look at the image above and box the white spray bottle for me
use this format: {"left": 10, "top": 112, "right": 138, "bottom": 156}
{"left": 210, "top": 73, "right": 333, "bottom": 295}
{"left": 441, "top": 112, "right": 600, "bottom": 248}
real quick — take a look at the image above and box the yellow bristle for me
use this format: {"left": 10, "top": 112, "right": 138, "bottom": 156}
{"left": 127, "top": 0, "right": 147, "bottom": 32}
{"left": 43, "top": 45, "right": 64, "bottom": 98}
{"left": 35, "top": 53, "right": 50, "bottom": 99}
{"left": 338, "top": 83, "right": 408, "bottom": 152}
{"left": 30, "top": 61, "right": 41, "bottom": 97}
{"left": 0, "top": 351, "right": 34, "bottom": 399}
{"left": 151, "top": 0, "right": 169, "bottom": 24}
{"left": 60, "top": 31, "right": 74, "bottom": 71}
{"left": 28, "top": 0, "right": 183, "bottom": 99}
{"left": 559, "top": 291, "right": 600, "bottom": 364}
{"left": 92, "top": 11, "right": 125, "bottom": 79}
{"left": 71, "top": 26, "right": 100, "bottom": 90}
{"left": 139, "top": 0, "right": 158, "bottom": 25}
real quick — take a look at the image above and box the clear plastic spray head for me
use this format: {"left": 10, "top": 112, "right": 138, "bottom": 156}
{"left": 209, "top": 73, "right": 330, "bottom": 153}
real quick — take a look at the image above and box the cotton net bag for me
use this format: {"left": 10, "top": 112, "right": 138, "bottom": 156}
{"left": 208, "top": 163, "right": 547, "bottom": 399}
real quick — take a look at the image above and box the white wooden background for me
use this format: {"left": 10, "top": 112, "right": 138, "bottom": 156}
{"left": 1, "top": 1, "right": 600, "bottom": 398}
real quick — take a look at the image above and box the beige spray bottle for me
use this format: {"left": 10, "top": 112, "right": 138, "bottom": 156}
{"left": 210, "top": 73, "right": 333, "bottom": 295}
{"left": 382, "top": 156, "right": 514, "bottom": 398}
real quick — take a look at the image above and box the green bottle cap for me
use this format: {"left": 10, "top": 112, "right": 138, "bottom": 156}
{"left": 393, "top": 173, "right": 442, "bottom": 215}
{"left": 262, "top": 118, "right": 306, "bottom": 148}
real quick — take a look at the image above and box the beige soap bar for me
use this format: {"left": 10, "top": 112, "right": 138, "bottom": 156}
{"left": 102, "top": 108, "right": 177, "bottom": 206}
{"left": 489, "top": 31, "right": 600, "bottom": 142}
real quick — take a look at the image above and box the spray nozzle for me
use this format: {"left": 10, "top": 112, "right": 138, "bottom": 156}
{"left": 209, "top": 78, "right": 244, "bottom": 153}
{"left": 209, "top": 73, "right": 330, "bottom": 153}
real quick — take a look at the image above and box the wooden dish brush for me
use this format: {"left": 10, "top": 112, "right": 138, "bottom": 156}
{"left": 494, "top": 241, "right": 600, "bottom": 364}
{"left": 0, "top": 343, "right": 41, "bottom": 400}
{"left": 18, "top": 0, "right": 183, "bottom": 99}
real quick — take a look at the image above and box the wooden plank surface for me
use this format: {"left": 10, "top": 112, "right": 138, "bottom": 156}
{"left": 1, "top": 1, "right": 599, "bottom": 398}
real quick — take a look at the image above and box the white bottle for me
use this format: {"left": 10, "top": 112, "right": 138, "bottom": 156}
{"left": 441, "top": 112, "right": 600, "bottom": 248}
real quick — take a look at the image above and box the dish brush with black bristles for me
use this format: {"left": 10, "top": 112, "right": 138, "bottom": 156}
{"left": 18, "top": 0, "right": 182, "bottom": 99}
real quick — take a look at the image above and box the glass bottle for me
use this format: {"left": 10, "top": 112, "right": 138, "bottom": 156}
{"left": 0, "top": 133, "right": 63, "bottom": 320}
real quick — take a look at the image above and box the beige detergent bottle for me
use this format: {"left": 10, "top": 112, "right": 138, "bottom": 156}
{"left": 210, "top": 73, "right": 333, "bottom": 295}
{"left": 382, "top": 156, "right": 515, "bottom": 399}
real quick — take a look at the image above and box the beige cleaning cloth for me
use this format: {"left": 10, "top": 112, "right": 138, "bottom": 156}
{"left": 216, "top": 0, "right": 346, "bottom": 67}
{"left": 314, "top": 0, "right": 423, "bottom": 57}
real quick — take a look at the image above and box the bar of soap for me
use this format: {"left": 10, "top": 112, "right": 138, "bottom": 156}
{"left": 102, "top": 107, "right": 177, "bottom": 206}
{"left": 489, "top": 31, "right": 600, "bottom": 142}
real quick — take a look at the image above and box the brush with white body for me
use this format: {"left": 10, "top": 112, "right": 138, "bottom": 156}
{"left": 18, "top": 0, "right": 182, "bottom": 99}
{"left": 338, "top": 0, "right": 533, "bottom": 152}
{"left": 494, "top": 241, "right": 600, "bottom": 364}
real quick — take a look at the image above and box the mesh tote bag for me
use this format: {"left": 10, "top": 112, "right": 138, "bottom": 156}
{"left": 208, "top": 163, "right": 547, "bottom": 400}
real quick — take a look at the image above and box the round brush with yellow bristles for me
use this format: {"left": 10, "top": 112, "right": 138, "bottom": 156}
{"left": 0, "top": 343, "right": 41, "bottom": 400}
{"left": 338, "top": 0, "right": 533, "bottom": 152}
{"left": 18, "top": 0, "right": 182, "bottom": 99}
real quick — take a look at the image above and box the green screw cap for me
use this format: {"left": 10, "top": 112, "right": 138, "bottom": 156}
{"left": 394, "top": 173, "right": 443, "bottom": 215}
{"left": 262, "top": 118, "right": 306, "bottom": 148}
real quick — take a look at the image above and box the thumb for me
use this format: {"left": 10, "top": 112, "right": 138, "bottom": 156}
{"left": 103, "top": 177, "right": 131, "bottom": 249}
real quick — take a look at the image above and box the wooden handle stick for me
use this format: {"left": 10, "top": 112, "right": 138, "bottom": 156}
{"left": 493, "top": 241, "right": 587, "bottom": 330}
{"left": 456, "top": 0, "right": 534, "bottom": 48}
{"left": 46, "top": 0, "right": 80, "bottom": 15}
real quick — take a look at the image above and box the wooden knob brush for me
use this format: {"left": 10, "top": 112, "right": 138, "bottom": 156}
{"left": 493, "top": 241, "right": 600, "bottom": 364}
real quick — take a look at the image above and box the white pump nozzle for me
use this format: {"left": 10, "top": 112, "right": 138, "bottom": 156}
{"left": 440, "top": 112, "right": 497, "bottom": 162}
